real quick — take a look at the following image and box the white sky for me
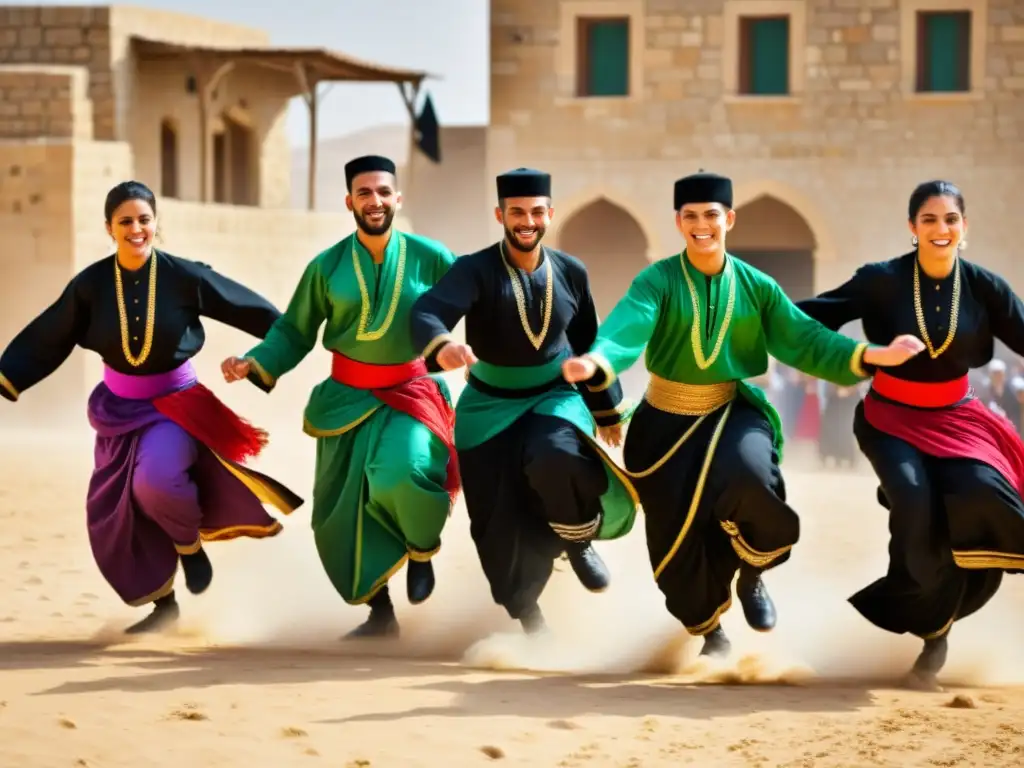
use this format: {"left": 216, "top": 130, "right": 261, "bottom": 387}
{"left": 9, "top": 0, "right": 490, "bottom": 145}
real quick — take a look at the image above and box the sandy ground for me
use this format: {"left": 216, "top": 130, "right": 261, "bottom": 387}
{"left": 2, "top": 426, "right": 1024, "bottom": 768}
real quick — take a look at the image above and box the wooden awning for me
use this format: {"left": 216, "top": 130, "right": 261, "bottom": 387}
{"left": 132, "top": 37, "right": 433, "bottom": 84}
{"left": 131, "top": 36, "right": 434, "bottom": 207}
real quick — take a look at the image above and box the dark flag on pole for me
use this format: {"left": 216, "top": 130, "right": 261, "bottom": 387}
{"left": 414, "top": 91, "right": 441, "bottom": 163}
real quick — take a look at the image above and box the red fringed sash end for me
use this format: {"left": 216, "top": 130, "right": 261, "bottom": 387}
{"left": 373, "top": 378, "right": 461, "bottom": 503}
{"left": 153, "top": 383, "right": 268, "bottom": 464}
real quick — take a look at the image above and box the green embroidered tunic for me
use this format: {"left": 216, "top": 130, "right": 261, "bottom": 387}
{"left": 243, "top": 230, "right": 457, "bottom": 604}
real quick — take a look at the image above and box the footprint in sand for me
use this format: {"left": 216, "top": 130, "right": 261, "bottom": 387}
{"left": 58, "top": 717, "right": 76, "bottom": 729}
{"left": 168, "top": 704, "right": 208, "bottom": 722}
{"left": 281, "top": 727, "right": 308, "bottom": 738}
{"left": 24, "top": 575, "right": 42, "bottom": 585}
{"left": 547, "top": 719, "right": 581, "bottom": 731}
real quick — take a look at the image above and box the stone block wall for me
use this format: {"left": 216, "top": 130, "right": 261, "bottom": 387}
{"left": 488, "top": 0, "right": 1024, "bottom": 292}
{"left": 0, "top": 5, "right": 114, "bottom": 139}
{"left": 0, "top": 65, "right": 92, "bottom": 140}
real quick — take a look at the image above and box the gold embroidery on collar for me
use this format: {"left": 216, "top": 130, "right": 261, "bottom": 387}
{"left": 351, "top": 233, "right": 407, "bottom": 342}
{"left": 500, "top": 241, "right": 553, "bottom": 350}
{"left": 913, "top": 257, "right": 960, "bottom": 359}
{"left": 681, "top": 252, "right": 735, "bottom": 370}
{"left": 114, "top": 253, "right": 157, "bottom": 367}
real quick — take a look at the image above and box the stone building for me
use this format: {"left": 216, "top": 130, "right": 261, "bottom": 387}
{"left": 485, "top": 0, "right": 1024, "bottom": 321}
{"left": 0, "top": 4, "right": 426, "bottom": 424}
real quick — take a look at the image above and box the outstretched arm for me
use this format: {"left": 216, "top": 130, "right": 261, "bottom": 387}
{"left": 979, "top": 268, "right": 1024, "bottom": 359}
{"left": 794, "top": 268, "right": 868, "bottom": 332}
{"left": 764, "top": 279, "right": 920, "bottom": 385}
{"left": 409, "top": 255, "right": 480, "bottom": 370}
{"left": 563, "top": 266, "right": 663, "bottom": 389}
{"left": 235, "top": 256, "right": 330, "bottom": 393}
{"left": 194, "top": 262, "right": 282, "bottom": 339}
{"left": 0, "top": 277, "right": 86, "bottom": 402}
{"left": 565, "top": 268, "right": 630, "bottom": 427}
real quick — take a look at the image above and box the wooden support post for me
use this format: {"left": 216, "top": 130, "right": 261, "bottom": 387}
{"left": 294, "top": 61, "right": 321, "bottom": 211}
{"left": 189, "top": 58, "right": 234, "bottom": 203}
{"left": 397, "top": 80, "right": 421, "bottom": 196}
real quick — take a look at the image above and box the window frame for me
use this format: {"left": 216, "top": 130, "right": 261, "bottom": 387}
{"left": 899, "top": 0, "right": 986, "bottom": 101}
{"left": 737, "top": 14, "right": 791, "bottom": 96}
{"left": 556, "top": 0, "right": 644, "bottom": 104}
{"left": 722, "top": 0, "right": 806, "bottom": 103}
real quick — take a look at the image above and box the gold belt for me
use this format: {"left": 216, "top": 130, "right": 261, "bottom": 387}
{"left": 644, "top": 374, "right": 736, "bottom": 416}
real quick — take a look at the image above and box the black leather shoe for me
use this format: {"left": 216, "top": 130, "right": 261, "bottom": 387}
{"left": 125, "top": 593, "right": 180, "bottom": 634}
{"left": 905, "top": 635, "right": 948, "bottom": 690}
{"left": 406, "top": 559, "right": 435, "bottom": 604}
{"left": 698, "top": 625, "right": 732, "bottom": 658}
{"left": 736, "top": 565, "right": 777, "bottom": 632}
{"left": 519, "top": 603, "right": 548, "bottom": 635}
{"left": 344, "top": 609, "right": 399, "bottom": 640}
{"left": 181, "top": 547, "right": 213, "bottom": 595}
{"left": 565, "top": 542, "right": 610, "bottom": 592}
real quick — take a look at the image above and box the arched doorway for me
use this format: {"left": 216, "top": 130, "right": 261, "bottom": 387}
{"left": 728, "top": 195, "right": 816, "bottom": 299}
{"left": 557, "top": 197, "right": 650, "bottom": 400}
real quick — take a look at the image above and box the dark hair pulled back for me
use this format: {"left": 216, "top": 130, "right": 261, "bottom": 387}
{"left": 103, "top": 180, "right": 157, "bottom": 223}
{"left": 907, "top": 180, "right": 965, "bottom": 221}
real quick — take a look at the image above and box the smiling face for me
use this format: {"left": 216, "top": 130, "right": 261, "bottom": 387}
{"left": 346, "top": 171, "right": 400, "bottom": 236}
{"left": 675, "top": 202, "right": 736, "bottom": 255}
{"left": 909, "top": 194, "right": 966, "bottom": 257}
{"left": 495, "top": 196, "right": 553, "bottom": 252}
{"left": 105, "top": 198, "right": 156, "bottom": 260}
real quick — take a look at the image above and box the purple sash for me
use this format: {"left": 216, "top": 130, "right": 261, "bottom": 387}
{"left": 103, "top": 361, "right": 197, "bottom": 400}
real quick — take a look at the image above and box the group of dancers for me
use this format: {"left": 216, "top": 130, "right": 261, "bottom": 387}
{"left": 3, "top": 155, "right": 1024, "bottom": 691}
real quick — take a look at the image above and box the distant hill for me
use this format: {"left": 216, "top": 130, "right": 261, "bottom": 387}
{"left": 290, "top": 125, "right": 411, "bottom": 211}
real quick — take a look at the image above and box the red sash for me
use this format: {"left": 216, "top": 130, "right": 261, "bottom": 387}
{"left": 864, "top": 372, "right": 1024, "bottom": 497}
{"left": 331, "top": 352, "right": 460, "bottom": 498}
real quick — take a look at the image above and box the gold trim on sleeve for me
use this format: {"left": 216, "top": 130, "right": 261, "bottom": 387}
{"left": 0, "top": 372, "right": 19, "bottom": 401}
{"left": 421, "top": 333, "right": 453, "bottom": 359}
{"left": 245, "top": 356, "right": 276, "bottom": 388}
{"left": 584, "top": 351, "right": 617, "bottom": 392}
{"left": 850, "top": 342, "right": 869, "bottom": 378}
{"left": 590, "top": 401, "right": 630, "bottom": 419}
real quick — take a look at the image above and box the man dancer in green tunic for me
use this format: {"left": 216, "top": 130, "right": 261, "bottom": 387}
{"left": 221, "top": 155, "right": 459, "bottom": 639}
{"left": 562, "top": 171, "right": 924, "bottom": 656}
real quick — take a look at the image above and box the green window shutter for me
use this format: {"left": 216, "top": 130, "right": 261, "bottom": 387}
{"left": 922, "top": 12, "right": 970, "bottom": 92}
{"left": 749, "top": 18, "right": 789, "bottom": 95}
{"left": 586, "top": 20, "right": 629, "bottom": 96}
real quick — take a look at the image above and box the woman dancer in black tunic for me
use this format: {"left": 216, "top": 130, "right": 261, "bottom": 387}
{"left": 798, "top": 181, "right": 1024, "bottom": 689}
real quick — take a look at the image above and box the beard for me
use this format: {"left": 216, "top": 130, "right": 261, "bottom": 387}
{"left": 503, "top": 223, "right": 546, "bottom": 253}
{"left": 353, "top": 206, "right": 395, "bottom": 236}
